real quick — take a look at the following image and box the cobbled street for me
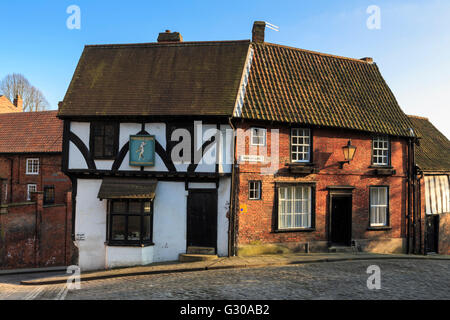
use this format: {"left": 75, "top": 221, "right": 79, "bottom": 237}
{"left": 0, "top": 259, "right": 449, "bottom": 300}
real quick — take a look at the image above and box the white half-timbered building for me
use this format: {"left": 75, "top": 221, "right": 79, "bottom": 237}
{"left": 59, "top": 31, "right": 252, "bottom": 270}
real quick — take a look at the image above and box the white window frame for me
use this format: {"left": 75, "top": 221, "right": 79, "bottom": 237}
{"left": 250, "top": 128, "right": 266, "bottom": 146}
{"left": 26, "top": 158, "right": 40, "bottom": 175}
{"left": 372, "top": 136, "right": 389, "bottom": 166}
{"left": 370, "top": 187, "right": 389, "bottom": 227}
{"left": 249, "top": 181, "right": 261, "bottom": 200}
{"left": 278, "top": 185, "right": 312, "bottom": 229}
{"left": 291, "top": 128, "right": 311, "bottom": 163}
{"left": 27, "top": 184, "right": 37, "bottom": 201}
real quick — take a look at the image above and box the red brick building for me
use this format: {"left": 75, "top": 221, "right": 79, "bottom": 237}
{"left": 230, "top": 22, "right": 417, "bottom": 255}
{"left": 0, "top": 111, "right": 71, "bottom": 205}
{"left": 0, "top": 111, "right": 74, "bottom": 269}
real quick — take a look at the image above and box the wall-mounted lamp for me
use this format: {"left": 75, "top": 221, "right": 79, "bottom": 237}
{"left": 338, "top": 140, "right": 357, "bottom": 169}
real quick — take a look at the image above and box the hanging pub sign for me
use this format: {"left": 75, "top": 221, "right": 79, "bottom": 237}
{"left": 129, "top": 135, "right": 155, "bottom": 166}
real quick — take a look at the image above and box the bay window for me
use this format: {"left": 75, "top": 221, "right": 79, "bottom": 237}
{"left": 108, "top": 199, "right": 153, "bottom": 245}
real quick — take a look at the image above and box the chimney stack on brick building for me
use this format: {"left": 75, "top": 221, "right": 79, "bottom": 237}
{"left": 13, "top": 94, "right": 23, "bottom": 112}
{"left": 157, "top": 30, "right": 183, "bottom": 43}
{"left": 252, "top": 21, "right": 266, "bottom": 43}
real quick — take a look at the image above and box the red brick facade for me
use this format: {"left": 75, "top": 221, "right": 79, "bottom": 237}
{"left": 235, "top": 123, "right": 408, "bottom": 254}
{"left": 0, "top": 153, "right": 71, "bottom": 205}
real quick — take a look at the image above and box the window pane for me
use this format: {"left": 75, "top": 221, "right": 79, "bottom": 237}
{"left": 112, "top": 201, "right": 127, "bottom": 213}
{"left": 128, "top": 216, "right": 141, "bottom": 241}
{"left": 142, "top": 216, "right": 151, "bottom": 241}
{"left": 94, "top": 136, "right": 104, "bottom": 157}
{"left": 129, "top": 201, "right": 141, "bottom": 214}
{"left": 111, "top": 216, "right": 126, "bottom": 240}
{"left": 144, "top": 202, "right": 151, "bottom": 213}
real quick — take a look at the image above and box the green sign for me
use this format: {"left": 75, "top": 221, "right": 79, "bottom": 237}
{"left": 129, "top": 135, "right": 155, "bottom": 166}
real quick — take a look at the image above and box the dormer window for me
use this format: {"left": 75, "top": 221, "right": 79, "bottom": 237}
{"left": 372, "top": 136, "right": 389, "bottom": 166}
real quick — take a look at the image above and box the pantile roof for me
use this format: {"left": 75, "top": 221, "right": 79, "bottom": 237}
{"left": 408, "top": 115, "right": 450, "bottom": 172}
{"left": 240, "top": 43, "right": 415, "bottom": 137}
{"left": 0, "top": 111, "right": 62, "bottom": 153}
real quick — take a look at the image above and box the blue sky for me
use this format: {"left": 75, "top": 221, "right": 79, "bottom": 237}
{"left": 1, "top": 0, "right": 449, "bottom": 137}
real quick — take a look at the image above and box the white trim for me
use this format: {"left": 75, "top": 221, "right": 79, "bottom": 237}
{"left": 250, "top": 127, "right": 266, "bottom": 146}
{"left": 232, "top": 46, "right": 254, "bottom": 118}
{"left": 27, "top": 184, "right": 37, "bottom": 201}
{"left": 26, "top": 158, "right": 39, "bottom": 175}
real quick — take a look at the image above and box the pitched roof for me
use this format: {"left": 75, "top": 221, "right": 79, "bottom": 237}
{"left": 239, "top": 43, "right": 414, "bottom": 137}
{"left": 408, "top": 115, "right": 450, "bottom": 172}
{"left": 58, "top": 40, "right": 251, "bottom": 118}
{"left": 0, "top": 111, "right": 62, "bottom": 153}
{"left": 0, "top": 95, "right": 20, "bottom": 114}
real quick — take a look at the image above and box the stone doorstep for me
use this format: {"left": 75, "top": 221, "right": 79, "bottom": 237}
{"left": 18, "top": 253, "right": 450, "bottom": 286}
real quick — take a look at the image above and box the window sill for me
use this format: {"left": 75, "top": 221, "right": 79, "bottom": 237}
{"left": 274, "top": 228, "right": 316, "bottom": 233}
{"left": 286, "top": 163, "right": 318, "bottom": 174}
{"left": 369, "top": 165, "right": 393, "bottom": 169}
{"left": 106, "top": 242, "right": 155, "bottom": 247}
{"left": 367, "top": 226, "right": 391, "bottom": 231}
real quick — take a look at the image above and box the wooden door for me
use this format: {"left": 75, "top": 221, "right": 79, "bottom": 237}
{"left": 187, "top": 190, "right": 217, "bottom": 250}
{"left": 330, "top": 196, "right": 352, "bottom": 246}
{"left": 425, "top": 215, "right": 439, "bottom": 253}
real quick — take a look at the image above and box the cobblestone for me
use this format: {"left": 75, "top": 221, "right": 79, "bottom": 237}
{"left": 0, "top": 259, "right": 448, "bottom": 300}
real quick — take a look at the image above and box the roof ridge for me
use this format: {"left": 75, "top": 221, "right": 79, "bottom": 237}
{"left": 407, "top": 114, "right": 429, "bottom": 121}
{"left": 85, "top": 39, "right": 251, "bottom": 49}
{"left": 257, "top": 42, "right": 374, "bottom": 64}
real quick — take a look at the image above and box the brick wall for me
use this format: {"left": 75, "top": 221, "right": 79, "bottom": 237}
{"left": 0, "top": 153, "right": 71, "bottom": 205}
{"left": 235, "top": 123, "right": 408, "bottom": 254}
{"left": 0, "top": 191, "right": 76, "bottom": 269}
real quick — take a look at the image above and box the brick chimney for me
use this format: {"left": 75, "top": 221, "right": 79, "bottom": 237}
{"left": 157, "top": 30, "right": 183, "bottom": 42}
{"left": 13, "top": 94, "right": 23, "bottom": 112}
{"left": 360, "top": 57, "right": 374, "bottom": 64}
{"left": 252, "top": 21, "right": 266, "bottom": 43}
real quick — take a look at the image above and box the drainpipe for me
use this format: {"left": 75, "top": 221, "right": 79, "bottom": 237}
{"left": 6, "top": 157, "right": 13, "bottom": 203}
{"left": 227, "top": 117, "right": 238, "bottom": 257}
{"left": 406, "top": 138, "right": 412, "bottom": 254}
{"left": 416, "top": 168, "right": 424, "bottom": 255}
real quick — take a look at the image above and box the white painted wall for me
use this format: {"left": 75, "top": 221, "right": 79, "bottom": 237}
{"left": 152, "top": 182, "right": 188, "bottom": 262}
{"left": 106, "top": 246, "right": 154, "bottom": 268}
{"left": 74, "top": 178, "right": 230, "bottom": 270}
{"left": 68, "top": 121, "right": 233, "bottom": 173}
{"left": 74, "top": 179, "right": 107, "bottom": 271}
{"left": 69, "top": 122, "right": 90, "bottom": 169}
{"left": 217, "top": 177, "right": 230, "bottom": 256}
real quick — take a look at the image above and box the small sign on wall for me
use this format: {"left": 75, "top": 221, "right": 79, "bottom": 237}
{"left": 129, "top": 135, "right": 155, "bottom": 166}
{"left": 75, "top": 233, "right": 85, "bottom": 241}
{"left": 240, "top": 204, "right": 247, "bottom": 214}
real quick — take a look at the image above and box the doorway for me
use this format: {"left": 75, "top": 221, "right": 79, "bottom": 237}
{"left": 186, "top": 189, "right": 218, "bottom": 251}
{"left": 425, "top": 215, "right": 439, "bottom": 253}
{"left": 330, "top": 195, "right": 352, "bottom": 246}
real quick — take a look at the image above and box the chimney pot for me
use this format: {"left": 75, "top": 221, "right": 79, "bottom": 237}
{"left": 13, "top": 94, "right": 23, "bottom": 111}
{"left": 252, "top": 21, "right": 266, "bottom": 43}
{"left": 157, "top": 30, "right": 183, "bottom": 42}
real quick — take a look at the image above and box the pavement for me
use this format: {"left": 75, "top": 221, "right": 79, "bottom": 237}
{"left": 14, "top": 252, "right": 450, "bottom": 286}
